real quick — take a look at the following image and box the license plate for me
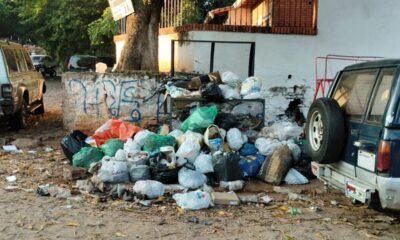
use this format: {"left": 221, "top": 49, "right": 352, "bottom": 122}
{"left": 357, "top": 150, "right": 375, "bottom": 171}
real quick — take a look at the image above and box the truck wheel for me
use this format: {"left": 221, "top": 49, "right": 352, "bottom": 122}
{"left": 50, "top": 69, "right": 56, "bottom": 77}
{"left": 11, "top": 99, "right": 28, "bottom": 130}
{"left": 305, "top": 98, "right": 345, "bottom": 164}
{"left": 34, "top": 97, "right": 45, "bottom": 115}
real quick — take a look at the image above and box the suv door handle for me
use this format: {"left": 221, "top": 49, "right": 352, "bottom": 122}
{"left": 354, "top": 140, "right": 375, "bottom": 151}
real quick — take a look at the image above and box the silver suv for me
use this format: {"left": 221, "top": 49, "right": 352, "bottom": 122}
{"left": 0, "top": 40, "right": 46, "bottom": 130}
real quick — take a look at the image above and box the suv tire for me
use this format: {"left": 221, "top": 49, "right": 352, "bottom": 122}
{"left": 11, "top": 99, "right": 28, "bottom": 130}
{"left": 305, "top": 98, "right": 345, "bottom": 164}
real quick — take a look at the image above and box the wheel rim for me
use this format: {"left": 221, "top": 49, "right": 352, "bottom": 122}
{"left": 309, "top": 110, "right": 324, "bottom": 151}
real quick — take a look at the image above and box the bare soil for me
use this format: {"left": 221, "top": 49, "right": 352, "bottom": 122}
{"left": 0, "top": 78, "right": 399, "bottom": 240}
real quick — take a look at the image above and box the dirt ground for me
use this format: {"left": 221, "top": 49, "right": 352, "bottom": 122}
{"left": 0, "top": 78, "right": 399, "bottom": 240}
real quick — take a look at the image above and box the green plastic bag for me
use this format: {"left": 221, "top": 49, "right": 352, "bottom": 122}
{"left": 143, "top": 134, "right": 176, "bottom": 156}
{"left": 180, "top": 105, "right": 218, "bottom": 133}
{"left": 72, "top": 147, "right": 104, "bottom": 169}
{"left": 101, "top": 138, "right": 124, "bottom": 157}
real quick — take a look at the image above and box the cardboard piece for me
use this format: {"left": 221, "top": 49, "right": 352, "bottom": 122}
{"left": 186, "top": 71, "right": 222, "bottom": 90}
{"left": 211, "top": 191, "right": 240, "bottom": 205}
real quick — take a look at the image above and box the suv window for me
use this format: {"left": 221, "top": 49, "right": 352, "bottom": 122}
{"left": 3, "top": 48, "right": 18, "bottom": 73}
{"left": 333, "top": 69, "right": 377, "bottom": 120}
{"left": 23, "top": 51, "right": 34, "bottom": 70}
{"left": 367, "top": 68, "right": 395, "bottom": 123}
{"left": 15, "top": 49, "right": 27, "bottom": 72}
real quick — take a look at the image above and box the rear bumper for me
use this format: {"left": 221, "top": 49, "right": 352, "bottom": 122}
{"left": 0, "top": 98, "right": 16, "bottom": 115}
{"left": 312, "top": 162, "right": 400, "bottom": 210}
{"left": 377, "top": 177, "right": 400, "bottom": 209}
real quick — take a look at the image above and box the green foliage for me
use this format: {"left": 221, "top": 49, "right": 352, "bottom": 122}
{"left": 13, "top": 0, "right": 108, "bottom": 65}
{"left": 88, "top": 7, "right": 118, "bottom": 47}
{"left": 0, "top": 0, "right": 26, "bottom": 41}
{"left": 164, "top": 0, "right": 236, "bottom": 26}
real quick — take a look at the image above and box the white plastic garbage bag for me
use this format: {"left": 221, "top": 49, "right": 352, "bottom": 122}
{"left": 166, "top": 85, "right": 191, "bottom": 98}
{"left": 221, "top": 71, "right": 242, "bottom": 87}
{"left": 194, "top": 154, "right": 214, "bottom": 173}
{"left": 218, "top": 84, "right": 231, "bottom": 94}
{"left": 126, "top": 150, "right": 148, "bottom": 166}
{"left": 219, "top": 84, "right": 241, "bottom": 99}
{"left": 168, "top": 129, "right": 184, "bottom": 139}
{"left": 178, "top": 167, "right": 207, "bottom": 189}
{"left": 287, "top": 142, "right": 301, "bottom": 161}
{"left": 176, "top": 130, "right": 203, "bottom": 147}
{"left": 114, "top": 149, "right": 127, "bottom": 161}
{"left": 255, "top": 138, "right": 283, "bottom": 156}
{"left": 284, "top": 168, "right": 309, "bottom": 184}
{"left": 129, "top": 165, "right": 151, "bottom": 182}
{"left": 227, "top": 128, "right": 247, "bottom": 151}
{"left": 240, "top": 77, "right": 262, "bottom": 96}
{"left": 220, "top": 180, "right": 245, "bottom": 191}
{"left": 134, "top": 130, "right": 155, "bottom": 146}
{"left": 133, "top": 180, "right": 165, "bottom": 199}
{"left": 97, "top": 158, "right": 129, "bottom": 183}
{"left": 124, "top": 138, "right": 141, "bottom": 153}
{"left": 259, "top": 122, "right": 303, "bottom": 141}
{"left": 173, "top": 190, "right": 212, "bottom": 210}
{"left": 176, "top": 140, "right": 201, "bottom": 163}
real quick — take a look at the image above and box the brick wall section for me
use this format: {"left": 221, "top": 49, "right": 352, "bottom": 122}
{"left": 272, "top": 0, "right": 316, "bottom": 28}
{"left": 159, "top": 23, "right": 316, "bottom": 35}
{"left": 159, "top": 23, "right": 269, "bottom": 35}
{"left": 159, "top": 0, "right": 317, "bottom": 36}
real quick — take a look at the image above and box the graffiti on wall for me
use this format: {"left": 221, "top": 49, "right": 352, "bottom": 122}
{"left": 68, "top": 78, "right": 159, "bottom": 122}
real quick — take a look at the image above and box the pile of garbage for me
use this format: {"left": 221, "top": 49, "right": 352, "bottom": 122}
{"left": 166, "top": 71, "right": 262, "bottom": 100}
{"left": 51, "top": 72, "right": 312, "bottom": 210}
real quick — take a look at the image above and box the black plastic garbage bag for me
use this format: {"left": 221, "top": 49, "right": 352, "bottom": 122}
{"left": 201, "top": 82, "right": 224, "bottom": 102}
{"left": 293, "top": 152, "right": 315, "bottom": 180}
{"left": 60, "top": 130, "right": 89, "bottom": 162}
{"left": 213, "top": 152, "right": 244, "bottom": 181}
{"left": 149, "top": 153, "right": 180, "bottom": 184}
{"left": 215, "top": 113, "right": 239, "bottom": 130}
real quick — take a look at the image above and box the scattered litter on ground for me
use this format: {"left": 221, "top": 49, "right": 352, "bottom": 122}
{"left": 2, "top": 145, "right": 19, "bottom": 152}
{"left": 6, "top": 175, "right": 17, "bottom": 183}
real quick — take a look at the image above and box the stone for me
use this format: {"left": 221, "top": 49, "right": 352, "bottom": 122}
{"left": 63, "top": 165, "right": 87, "bottom": 181}
{"left": 11, "top": 138, "right": 41, "bottom": 149}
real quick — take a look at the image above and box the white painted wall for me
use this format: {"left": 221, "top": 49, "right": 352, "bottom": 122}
{"left": 158, "top": 0, "right": 400, "bottom": 121}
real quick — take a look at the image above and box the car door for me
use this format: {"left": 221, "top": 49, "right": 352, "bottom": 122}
{"left": 15, "top": 48, "right": 38, "bottom": 102}
{"left": 331, "top": 69, "right": 378, "bottom": 177}
{"left": 355, "top": 68, "right": 396, "bottom": 184}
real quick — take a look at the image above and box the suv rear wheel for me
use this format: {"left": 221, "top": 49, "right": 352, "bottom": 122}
{"left": 305, "top": 98, "right": 345, "bottom": 164}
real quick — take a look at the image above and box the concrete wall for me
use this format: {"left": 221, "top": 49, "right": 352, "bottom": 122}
{"left": 158, "top": 0, "right": 400, "bottom": 122}
{"left": 62, "top": 72, "right": 163, "bottom": 131}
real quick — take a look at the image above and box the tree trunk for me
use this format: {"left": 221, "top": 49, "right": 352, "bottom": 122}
{"left": 116, "top": 0, "right": 163, "bottom": 72}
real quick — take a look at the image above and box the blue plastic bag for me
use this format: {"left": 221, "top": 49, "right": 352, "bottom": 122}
{"left": 239, "top": 154, "right": 266, "bottom": 178}
{"left": 239, "top": 143, "right": 258, "bottom": 156}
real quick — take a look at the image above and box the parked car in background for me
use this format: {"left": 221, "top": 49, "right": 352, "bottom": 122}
{"left": 0, "top": 40, "right": 46, "bottom": 130}
{"left": 66, "top": 55, "right": 98, "bottom": 71}
{"left": 306, "top": 59, "right": 400, "bottom": 212}
{"left": 31, "top": 54, "right": 57, "bottom": 77}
